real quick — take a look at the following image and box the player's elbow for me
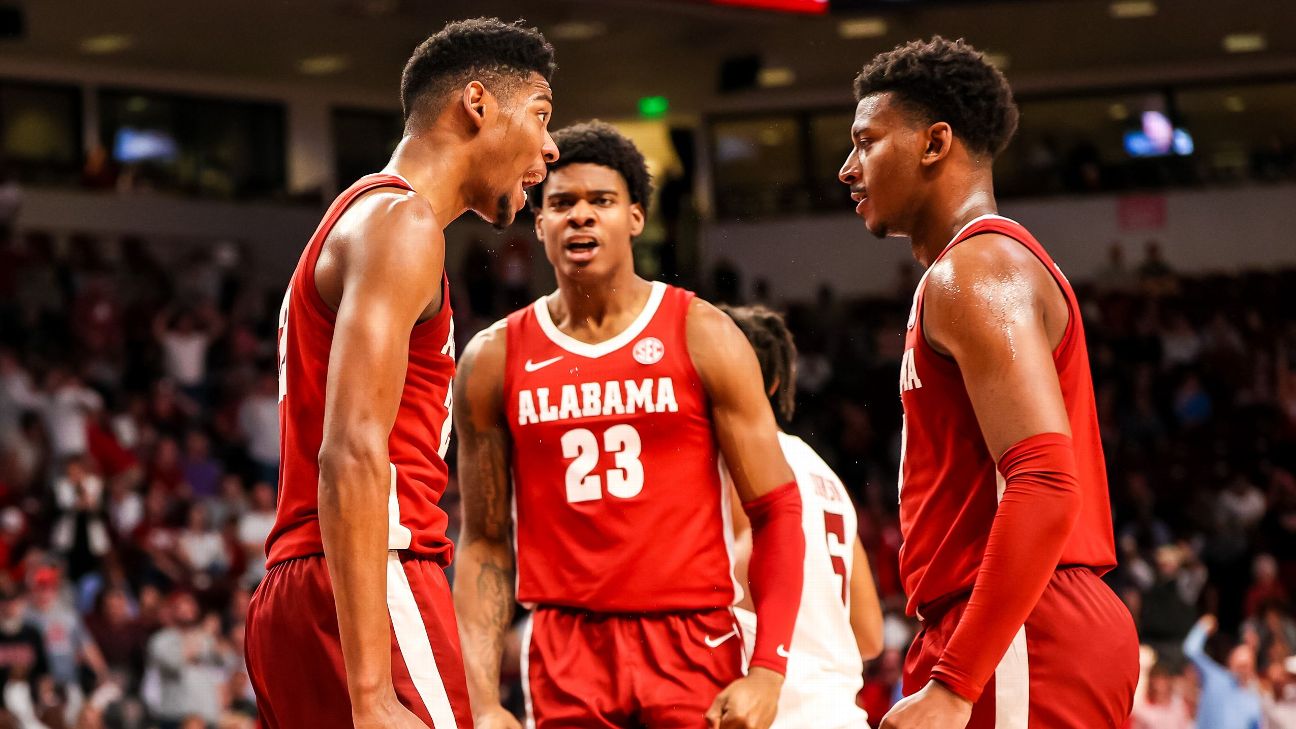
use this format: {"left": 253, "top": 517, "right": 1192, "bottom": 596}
{"left": 317, "top": 438, "right": 390, "bottom": 508}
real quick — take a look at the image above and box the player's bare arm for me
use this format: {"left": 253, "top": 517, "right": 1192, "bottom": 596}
{"left": 450, "top": 321, "right": 520, "bottom": 729}
{"left": 849, "top": 537, "right": 884, "bottom": 661}
{"left": 881, "top": 233, "right": 1076, "bottom": 729}
{"left": 316, "top": 191, "right": 445, "bottom": 729}
{"left": 688, "top": 299, "right": 803, "bottom": 729}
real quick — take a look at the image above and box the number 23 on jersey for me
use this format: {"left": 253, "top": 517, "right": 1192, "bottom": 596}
{"left": 562, "top": 424, "right": 644, "bottom": 503}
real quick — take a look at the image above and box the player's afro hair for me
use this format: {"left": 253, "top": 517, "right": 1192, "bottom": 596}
{"left": 853, "top": 36, "right": 1018, "bottom": 157}
{"left": 401, "top": 17, "right": 555, "bottom": 123}
{"left": 529, "top": 120, "right": 654, "bottom": 215}
{"left": 718, "top": 304, "right": 797, "bottom": 424}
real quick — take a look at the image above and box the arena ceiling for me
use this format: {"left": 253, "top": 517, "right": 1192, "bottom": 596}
{"left": 5, "top": 0, "right": 1296, "bottom": 120}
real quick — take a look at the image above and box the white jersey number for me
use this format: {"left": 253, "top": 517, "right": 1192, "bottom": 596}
{"left": 561, "top": 424, "right": 644, "bottom": 503}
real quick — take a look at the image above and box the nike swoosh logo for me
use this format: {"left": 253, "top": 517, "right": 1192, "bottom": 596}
{"left": 777, "top": 644, "right": 791, "bottom": 658}
{"left": 703, "top": 628, "right": 739, "bottom": 649}
{"left": 524, "top": 356, "right": 563, "bottom": 372}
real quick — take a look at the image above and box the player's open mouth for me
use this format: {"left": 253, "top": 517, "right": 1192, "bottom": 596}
{"left": 565, "top": 236, "right": 599, "bottom": 262}
{"left": 852, "top": 190, "right": 869, "bottom": 215}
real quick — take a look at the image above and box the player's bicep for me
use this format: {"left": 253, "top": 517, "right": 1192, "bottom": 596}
{"left": 453, "top": 324, "right": 513, "bottom": 541}
{"left": 686, "top": 300, "right": 794, "bottom": 501}
{"left": 925, "top": 242, "right": 1070, "bottom": 460}
{"left": 849, "top": 535, "right": 884, "bottom": 660}
{"left": 321, "top": 211, "right": 443, "bottom": 451}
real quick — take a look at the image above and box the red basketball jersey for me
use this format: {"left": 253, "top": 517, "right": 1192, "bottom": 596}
{"left": 503, "top": 282, "right": 738, "bottom": 613}
{"left": 265, "top": 173, "right": 456, "bottom": 569}
{"left": 897, "top": 214, "right": 1116, "bottom": 616}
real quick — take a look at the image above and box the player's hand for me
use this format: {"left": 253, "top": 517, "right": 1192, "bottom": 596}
{"left": 352, "top": 692, "right": 428, "bottom": 729}
{"left": 705, "top": 666, "right": 783, "bottom": 729}
{"left": 473, "top": 703, "right": 523, "bottom": 729}
{"left": 1199, "top": 614, "right": 1218, "bottom": 635}
{"left": 879, "top": 680, "right": 973, "bottom": 729}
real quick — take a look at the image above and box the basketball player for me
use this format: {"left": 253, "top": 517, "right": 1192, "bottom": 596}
{"left": 721, "top": 304, "right": 883, "bottom": 729}
{"left": 835, "top": 37, "right": 1139, "bottom": 728}
{"left": 244, "top": 19, "right": 559, "bottom": 729}
{"left": 454, "top": 121, "right": 806, "bottom": 729}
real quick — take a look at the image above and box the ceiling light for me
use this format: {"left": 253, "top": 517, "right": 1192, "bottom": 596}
{"left": 550, "top": 20, "right": 607, "bottom": 41}
{"left": 1222, "top": 33, "right": 1266, "bottom": 53}
{"left": 1108, "top": 103, "right": 1129, "bottom": 121}
{"left": 758, "top": 67, "right": 796, "bottom": 88}
{"left": 838, "top": 18, "right": 886, "bottom": 39}
{"left": 1109, "top": 1, "right": 1156, "bottom": 19}
{"left": 297, "top": 55, "right": 349, "bottom": 75}
{"left": 1224, "top": 96, "right": 1246, "bottom": 112}
{"left": 80, "top": 34, "right": 133, "bottom": 54}
{"left": 984, "top": 53, "right": 1010, "bottom": 70}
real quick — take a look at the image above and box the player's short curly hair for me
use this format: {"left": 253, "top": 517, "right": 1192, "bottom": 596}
{"left": 401, "top": 17, "right": 555, "bottom": 123}
{"left": 853, "top": 36, "right": 1018, "bottom": 157}
{"left": 718, "top": 304, "right": 797, "bottom": 423}
{"left": 529, "top": 120, "right": 654, "bottom": 215}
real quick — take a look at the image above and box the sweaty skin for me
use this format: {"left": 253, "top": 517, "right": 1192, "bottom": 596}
{"left": 315, "top": 72, "right": 555, "bottom": 729}
{"left": 838, "top": 91, "right": 1079, "bottom": 729}
{"left": 455, "top": 163, "right": 798, "bottom": 729}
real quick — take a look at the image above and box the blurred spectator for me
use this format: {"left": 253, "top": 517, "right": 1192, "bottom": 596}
{"left": 153, "top": 307, "right": 223, "bottom": 404}
{"left": 1131, "top": 646, "right": 1193, "bottom": 729}
{"left": 50, "top": 460, "right": 111, "bottom": 580}
{"left": 25, "top": 566, "right": 108, "bottom": 695}
{"left": 236, "top": 374, "right": 278, "bottom": 488}
{"left": 235, "top": 484, "right": 275, "bottom": 585}
{"left": 179, "top": 433, "right": 221, "bottom": 502}
{"left": 0, "top": 583, "right": 48, "bottom": 713}
{"left": 1095, "top": 242, "right": 1137, "bottom": 294}
{"left": 1182, "top": 614, "right": 1263, "bottom": 729}
{"left": 176, "top": 505, "right": 227, "bottom": 587}
{"left": 143, "top": 593, "right": 227, "bottom": 727}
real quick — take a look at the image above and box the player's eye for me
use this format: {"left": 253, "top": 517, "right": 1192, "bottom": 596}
{"left": 595, "top": 197, "right": 612, "bottom": 206}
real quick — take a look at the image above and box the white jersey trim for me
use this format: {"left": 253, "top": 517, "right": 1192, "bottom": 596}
{"left": 521, "top": 614, "right": 536, "bottom": 729}
{"left": 533, "top": 281, "right": 667, "bottom": 359}
{"left": 718, "top": 457, "right": 743, "bottom": 605}
{"left": 994, "top": 625, "right": 1030, "bottom": 728}
{"left": 387, "top": 463, "right": 413, "bottom": 550}
{"left": 386, "top": 552, "right": 458, "bottom": 727}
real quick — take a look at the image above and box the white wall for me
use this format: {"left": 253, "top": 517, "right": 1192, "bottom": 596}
{"left": 701, "top": 183, "right": 1296, "bottom": 300}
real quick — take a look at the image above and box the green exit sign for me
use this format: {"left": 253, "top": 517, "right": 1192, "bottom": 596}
{"left": 638, "top": 96, "right": 669, "bottom": 119}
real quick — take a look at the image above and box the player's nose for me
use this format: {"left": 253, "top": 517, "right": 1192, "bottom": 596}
{"left": 542, "top": 130, "right": 559, "bottom": 164}
{"left": 838, "top": 151, "right": 859, "bottom": 186}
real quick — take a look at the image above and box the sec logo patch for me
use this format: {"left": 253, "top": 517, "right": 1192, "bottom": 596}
{"left": 632, "top": 337, "right": 664, "bottom": 365}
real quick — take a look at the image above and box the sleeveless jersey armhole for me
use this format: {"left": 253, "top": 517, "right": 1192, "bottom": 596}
{"left": 301, "top": 174, "right": 414, "bottom": 324}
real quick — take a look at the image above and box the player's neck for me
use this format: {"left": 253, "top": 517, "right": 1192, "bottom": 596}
{"left": 909, "top": 180, "right": 998, "bottom": 268}
{"left": 381, "top": 134, "right": 471, "bottom": 227}
{"left": 550, "top": 272, "right": 653, "bottom": 341}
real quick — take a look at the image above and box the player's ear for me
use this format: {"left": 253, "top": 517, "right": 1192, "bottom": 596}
{"left": 629, "top": 202, "right": 646, "bottom": 238}
{"left": 534, "top": 210, "right": 545, "bottom": 241}
{"left": 921, "top": 121, "right": 953, "bottom": 166}
{"left": 461, "top": 81, "right": 489, "bottom": 130}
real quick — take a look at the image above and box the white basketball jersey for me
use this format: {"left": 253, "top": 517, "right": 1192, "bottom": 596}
{"left": 737, "top": 432, "right": 868, "bottom": 729}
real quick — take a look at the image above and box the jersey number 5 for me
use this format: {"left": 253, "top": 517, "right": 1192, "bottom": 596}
{"left": 562, "top": 425, "right": 644, "bottom": 503}
{"left": 824, "top": 511, "right": 849, "bottom": 605}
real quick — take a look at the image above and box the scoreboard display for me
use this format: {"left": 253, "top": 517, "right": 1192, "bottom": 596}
{"left": 709, "top": 0, "right": 829, "bottom": 13}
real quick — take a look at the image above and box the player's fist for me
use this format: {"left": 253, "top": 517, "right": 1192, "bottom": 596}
{"left": 879, "top": 679, "right": 973, "bottom": 729}
{"left": 473, "top": 703, "right": 523, "bottom": 729}
{"left": 705, "top": 666, "right": 783, "bottom": 729}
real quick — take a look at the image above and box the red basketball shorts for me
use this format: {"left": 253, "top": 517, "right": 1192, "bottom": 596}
{"left": 522, "top": 606, "right": 744, "bottom": 728}
{"left": 903, "top": 567, "right": 1138, "bottom": 728}
{"left": 245, "top": 552, "right": 473, "bottom": 729}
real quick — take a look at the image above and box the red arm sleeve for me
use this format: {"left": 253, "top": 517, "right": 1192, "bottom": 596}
{"left": 742, "top": 480, "right": 805, "bottom": 675}
{"left": 931, "top": 432, "right": 1082, "bottom": 701}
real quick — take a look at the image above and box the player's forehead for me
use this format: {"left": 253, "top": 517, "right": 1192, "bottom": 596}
{"left": 524, "top": 72, "right": 553, "bottom": 103}
{"left": 852, "top": 91, "right": 903, "bottom": 134}
{"left": 545, "top": 163, "right": 627, "bottom": 197}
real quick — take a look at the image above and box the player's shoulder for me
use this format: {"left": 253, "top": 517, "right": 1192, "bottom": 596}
{"left": 684, "top": 293, "right": 744, "bottom": 340}
{"left": 926, "top": 231, "right": 1051, "bottom": 312}
{"left": 330, "top": 188, "right": 444, "bottom": 267}
{"left": 461, "top": 318, "right": 509, "bottom": 366}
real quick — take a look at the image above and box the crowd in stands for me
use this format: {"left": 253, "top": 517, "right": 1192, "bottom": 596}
{"left": 1, "top": 182, "right": 1295, "bottom": 727}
